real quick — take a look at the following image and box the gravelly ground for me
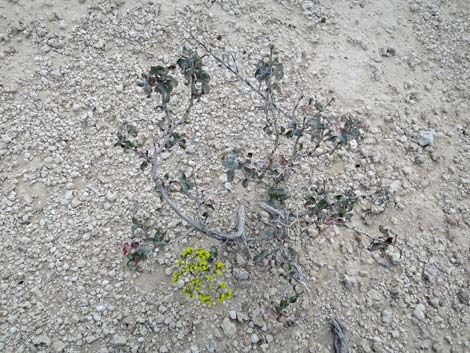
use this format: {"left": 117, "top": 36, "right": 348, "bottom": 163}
{"left": 0, "top": 1, "right": 469, "bottom": 353}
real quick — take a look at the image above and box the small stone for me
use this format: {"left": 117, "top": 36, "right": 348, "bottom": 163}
{"left": 176, "top": 279, "right": 184, "bottom": 289}
{"left": 159, "top": 345, "right": 169, "bottom": 353}
{"left": 228, "top": 310, "right": 237, "bottom": 320}
{"left": 206, "top": 341, "right": 217, "bottom": 353}
{"left": 307, "top": 225, "right": 318, "bottom": 237}
{"left": 429, "top": 297, "right": 440, "bottom": 308}
{"left": 380, "top": 47, "right": 396, "bottom": 57}
{"left": 52, "top": 340, "right": 66, "bottom": 352}
{"left": 414, "top": 304, "right": 426, "bottom": 320}
{"left": 96, "top": 305, "right": 106, "bottom": 312}
{"left": 224, "top": 182, "right": 232, "bottom": 191}
{"left": 382, "top": 310, "right": 392, "bottom": 324}
{"left": 423, "top": 264, "right": 438, "bottom": 284}
{"left": 221, "top": 317, "right": 237, "bottom": 337}
{"left": 390, "top": 250, "right": 402, "bottom": 265}
{"left": 266, "top": 334, "right": 274, "bottom": 344}
{"left": 350, "top": 139, "right": 358, "bottom": 150}
{"left": 94, "top": 39, "right": 105, "bottom": 50}
{"left": 112, "top": 334, "right": 127, "bottom": 345}
{"left": 457, "top": 290, "right": 470, "bottom": 306}
{"left": 233, "top": 268, "right": 249, "bottom": 280}
{"left": 417, "top": 130, "right": 435, "bottom": 147}
{"left": 106, "top": 191, "right": 117, "bottom": 202}
{"left": 389, "top": 180, "right": 401, "bottom": 193}
{"left": 342, "top": 274, "right": 357, "bottom": 289}
{"left": 33, "top": 335, "right": 51, "bottom": 346}
{"left": 2, "top": 134, "right": 12, "bottom": 143}
{"left": 236, "top": 253, "right": 246, "bottom": 266}
{"left": 9, "top": 327, "right": 17, "bottom": 334}
{"left": 251, "top": 333, "right": 259, "bottom": 344}
{"left": 260, "top": 344, "right": 269, "bottom": 352}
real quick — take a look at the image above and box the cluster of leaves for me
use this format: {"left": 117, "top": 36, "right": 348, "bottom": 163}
{"left": 136, "top": 47, "right": 210, "bottom": 108}
{"left": 222, "top": 150, "right": 293, "bottom": 207}
{"left": 165, "top": 132, "right": 187, "bottom": 150}
{"left": 255, "top": 44, "right": 284, "bottom": 92}
{"left": 137, "top": 65, "right": 178, "bottom": 105}
{"left": 177, "top": 47, "right": 210, "bottom": 98}
{"left": 222, "top": 149, "right": 260, "bottom": 186}
{"left": 114, "top": 124, "right": 152, "bottom": 171}
{"left": 114, "top": 124, "right": 143, "bottom": 151}
{"left": 122, "top": 241, "right": 153, "bottom": 272}
{"left": 274, "top": 292, "right": 301, "bottom": 319}
{"left": 122, "top": 217, "right": 169, "bottom": 271}
{"left": 289, "top": 101, "right": 361, "bottom": 154}
{"left": 173, "top": 247, "right": 232, "bottom": 305}
{"left": 305, "top": 189, "right": 357, "bottom": 225}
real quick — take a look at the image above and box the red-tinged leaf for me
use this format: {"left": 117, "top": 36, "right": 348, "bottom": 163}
{"left": 131, "top": 241, "right": 140, "bottom": 249}
{"left": 123, "top": 243, "right": 131, "bottom": 256}
{"left": 324, "top": 215, "right": 336, "bottom": 225}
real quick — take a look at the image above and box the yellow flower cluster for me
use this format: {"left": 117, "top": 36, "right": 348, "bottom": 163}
{"left": 172, "top": 246, "right": 232, "bottom": 305}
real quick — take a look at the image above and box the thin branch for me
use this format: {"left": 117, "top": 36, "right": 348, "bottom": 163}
{"left": 193, "top": 174, "right": 204, "bottom": 225}
{"left": 191, "top": 33, "right": 265, "bottom": 98}
{"left": 190, "top": 33, "right": 291, "bottom": 120}
{"left": 290, "top": 95, "right": 304, "bottom": 122}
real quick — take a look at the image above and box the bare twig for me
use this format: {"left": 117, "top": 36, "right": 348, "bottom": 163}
{"left": 290, "top": 108, "right": 306, "bottom": 162}
{"left": 193, "top": 174, "right": 203, "bottom": 225}
{"left": 190, "top": 34, "right": 291, "bottom": 120}
{"left": 331, "top": 319, "right": 350, "bottom": 353}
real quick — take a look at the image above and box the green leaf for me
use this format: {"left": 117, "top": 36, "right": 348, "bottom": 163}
{"left": 208, "top": 246, "right": 218, "bottom": 262}
{"left": 127, "top": 260, "right": 138, "bottom": 272}
{"left": 140, "top": 160, "right": 148, "bottom": 171}
{"left": 254, "top": 250, "right": 270, "bottom": 263}
{"left": 274, "top": 63, "right": 284, "bottom": 80}
{"left": 127, "top": 125, "right": 138, "bottom": 137}
{"left": 178, "top": 172, "right": 192, "bottom": 193}
{"left": 196, "top": 70, "right": 210, "bottom": 82}
{"left": 136, "top": 245, "right": 153, "bottom": 257}
{"left": 222, "top": 153, "right": 239, "bottom": 170}
{"left": 254, "top": 65, "right": 271, "bottom": 82}
{"left": 242, "top": 178, "right": 249, "bottom": 188}
{"left": 268, "top": 187, "right": 289, "bottom": 203}
{"left": 168, "top": 77, "right": 178, "bottom": 90}
{"left": 226, "top": 169, "right": 235, "bottom": 182}
{"left": 150, "top": 65, "right": 167, "bottom": 76}
{"left": 202, "top": 82, "right": 210, "bottom": 95}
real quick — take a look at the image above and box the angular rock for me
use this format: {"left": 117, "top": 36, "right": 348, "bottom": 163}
{"left": 32, "top": 335, "right": 51, "bottom": 346}
{"left": 417, "top": 130, "right": 435, "bottom": 147}
{"left": 112, "top": 334, "right": 127, "bottom": 345}
{"left": 423, "top": 264, "right": 438, "bottom": 284}
{"left": 233, "top": 268, "right": 249, "bottom": 280}
{"left": 221, "top": 317, "right": 237, "bottom": 337}
{"left": 413, "top": 303, "right": 426, "bottom": 320}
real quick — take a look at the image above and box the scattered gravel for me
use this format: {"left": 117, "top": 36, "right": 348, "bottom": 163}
{"left": 0, "top": 0, "right": 469, "bottom": 352}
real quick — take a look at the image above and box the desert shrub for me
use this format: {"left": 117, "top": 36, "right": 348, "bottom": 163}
{"left": 116, "top": 37, "right": 398, "bottom": 312}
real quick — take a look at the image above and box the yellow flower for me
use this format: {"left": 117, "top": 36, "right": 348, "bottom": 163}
{"left": 181, "top": 247, "right": 194, "bottom": 258}
{"left": 198, "top": 293, "right": 212, "bottom": 304}
{"left": 215, "top": 262, "right": 225, "bottom": 270}
{"left": 196, "top": 249, "right": 210, "bottom": 260}
{"left": 172, "top": 272, "right": 179, "bottom": 284}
